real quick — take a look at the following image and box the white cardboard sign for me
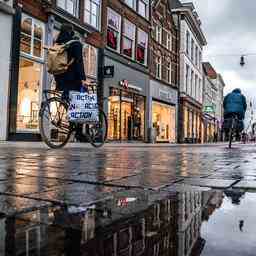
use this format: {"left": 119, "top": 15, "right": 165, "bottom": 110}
{"left": 68, "top": 92, "right": 99, "bottom": 123}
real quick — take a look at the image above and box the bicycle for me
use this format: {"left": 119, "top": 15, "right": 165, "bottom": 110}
{"left": 225, "top": 113, "right": 240, "bottom": 149}
{"left": 39, "top": 84, "right": 108, "bottom": 149}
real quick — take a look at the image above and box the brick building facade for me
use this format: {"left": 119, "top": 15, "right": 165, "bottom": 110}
{"left": 148, "top": 0, "right": 179, "bottom": 143}
{"left": 101, "top": 0, "right": 151, "bottom": 142}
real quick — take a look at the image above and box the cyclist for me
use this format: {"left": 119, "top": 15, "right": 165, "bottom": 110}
{"left": 223, "top": 88, "right": 247, "bottom": 139}
{"left": 54, "top": 23, "right": 86, "bottom": 96}
{"left": 54, "top": 23, "right": 87, "bottom": 141}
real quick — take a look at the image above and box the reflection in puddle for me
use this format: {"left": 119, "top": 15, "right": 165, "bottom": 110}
{"left": 0, "top": 188, "right": 255, "bottom": 256}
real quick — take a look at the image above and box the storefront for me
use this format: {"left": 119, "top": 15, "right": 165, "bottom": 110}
{"left": 8, "top": 11, "right": 99, "bottom": 140}
{"left": 149, "top": 80, "right": 178, "bottom": 143}
{"left": 0, "top": 1, "right": 15, "bottom": 140}
{"left": 8, "top": 12, "right": 46, "bottom": 140}
{"left": 103, "top": 56, "right": 149, "bottom": 141}
{"left": 108, "top": 87, "right": 145, "bottom": 141}
{"left": 181, "top": 97, "right": 203, "bottom": 143}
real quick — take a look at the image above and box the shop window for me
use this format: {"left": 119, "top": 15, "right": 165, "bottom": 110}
{"left": 16, "top": 58, "right": 43, "bottom": 132}
{"left": 122, "top": 20, "right": 136, "bottom": 59}
{"left": 57, "top": 0, "right": 79, "bottom": 16}
{"left": 152, "top": 101, "right": 176, "bottom": 142}
{"left": 137, "top": 29, "right": 148, "bottom": 65}
{"left": 84, "top": 0, "right": 101, "bottom": 29}
{"left": 17, "top": 14, "right": 45, "bottom": 133}
{"left": 20, "top": 15, "right": 44, "bottom": 59}
{"left": 83, "top": 44, "right": 98, "bottom": 78}
{"left": 107, "top": 8, "right": 121, "bottom": 52}
{"left": 108, "top": 88, "right": 145, "bottom": 141}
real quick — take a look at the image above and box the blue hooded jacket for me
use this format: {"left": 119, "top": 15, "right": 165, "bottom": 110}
{"left": 223, "top": 89, "right": 247, "bottom": 119}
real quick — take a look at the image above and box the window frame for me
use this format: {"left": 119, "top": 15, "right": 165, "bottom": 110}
{"left": 138, "top": 0, "right": 149, "bottom": 19}
{"left": 84, "top": 0, "right": 101, "bottom": 30}
{"left": 186, "top": 31, "right": 190, "bottom": 55}
{"left": 156, "top": 25, "right": 162, "bottom": 44}
{"left": 191, "top": 39, "right": 194, "bottom": 62}
{"left": 136, "top": 28, "right": 148, "bottom": 65}
{"left": 57, "top": 0, "right": 79, "bottom": 17}
{"left": 167, "top": 32, "right": 172, "bottom": 51}
{"left": 166, "top": 61, "right": 172, "bottom": 84}
{"left": 190, "top": 70, "right": 194, "bottom": 97}
{"left": 107, "top": 8, "right": 122, "bottom": 52}
{"left": 195, "top": 46, "right": 198, "bottom": 66}
{"left": 20, "top": 14, "right": 45, "bottom": 62}
{"left": 156, "top": 55, "right": 162, "bottom": 79}
{"left": 125, "top": 0, "right": 136, "bottom": 10}
{"left": 83, "top": 43, "right": 98, "bottom": 79}
{"left": 122, "top": 19, "right": 136, "bottom": 59}
{"left": 185, "top": 65, "right": 189, "bottom": 94}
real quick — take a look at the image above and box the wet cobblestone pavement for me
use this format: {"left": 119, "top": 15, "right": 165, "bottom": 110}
{"left": 1, "top": 143, "right": 256, "bottom": 255}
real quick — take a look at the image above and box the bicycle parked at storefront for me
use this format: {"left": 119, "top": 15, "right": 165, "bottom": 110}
{"left": 39, "top": 83, "right": 108, "bottom": 149}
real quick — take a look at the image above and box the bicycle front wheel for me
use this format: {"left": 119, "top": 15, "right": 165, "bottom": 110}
{"left": 39, "top": 97, "right": 72, "bottom": 149}
{"left": 88, "top": 110, "right": 108, "bottom": 148}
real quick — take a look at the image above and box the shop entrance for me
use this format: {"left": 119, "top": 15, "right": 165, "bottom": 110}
{"left": 121, "top": 101, "right": 132, "bottom": 140}
{"left": 108, "top": 88, "right": 145, "bottom": 141}
{"left": 152, "top": 101, "right": 176, "bottom": 142}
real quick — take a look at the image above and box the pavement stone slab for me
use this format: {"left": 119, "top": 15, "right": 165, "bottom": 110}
{"left": 179, "top": 178, "right": 238, "bottom": 189}
{"left": 233, "top": 180, "right": 256, "bottom": 189}
{"left": 106, "top": 174, "right": 182, "bottom": 190}
{"left": 0, "top": 195, "right": 52, "bottom": 216}
{"left": 28, "top": 183, "right": 124, "bottom": 206}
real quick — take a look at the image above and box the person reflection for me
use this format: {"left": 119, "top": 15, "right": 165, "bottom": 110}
{"left": 53, "top": 206, "right": 83, "bottom": 256}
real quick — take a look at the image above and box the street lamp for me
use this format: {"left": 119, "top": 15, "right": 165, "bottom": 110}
{"left": 240, "top": 56, "right": 245, "bottom": 67}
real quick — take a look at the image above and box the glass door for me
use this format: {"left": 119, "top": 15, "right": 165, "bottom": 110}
{"left": 121, "top": 101, "right": 132, "bottom": 140}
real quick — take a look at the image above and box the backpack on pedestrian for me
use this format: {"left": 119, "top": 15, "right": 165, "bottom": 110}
{"left": 45, "top": 40, "right": 78, "bottom": 75}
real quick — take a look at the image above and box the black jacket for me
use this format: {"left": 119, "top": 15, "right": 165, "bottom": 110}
{"left": 54, "top": 33, "right": 86, "bottom": 92}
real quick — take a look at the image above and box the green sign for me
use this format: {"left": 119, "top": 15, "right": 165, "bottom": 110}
{"left": 204, "top": 106, "right": 215, "bottom": 113}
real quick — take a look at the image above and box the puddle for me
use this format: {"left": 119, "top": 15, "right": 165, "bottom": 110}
{"left": 0, "top": 187, "right": 256, "bottom": 255}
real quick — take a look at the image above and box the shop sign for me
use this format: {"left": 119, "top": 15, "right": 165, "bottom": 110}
{"left": 204, "top": 105, "right": 215, "bottom": 113}
{"left": 159, "top": 89, "right": 177, "bottom": 104}
{"left": 104, "top": 65, "right": 114, "bottom": 78}
{"left": 119, "top": 80, "right": 142, "bottom": 92}
{"left": 119, "top": 79, "right": 129, "bottom": 89}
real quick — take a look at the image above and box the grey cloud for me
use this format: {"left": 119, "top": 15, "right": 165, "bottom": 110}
{"left": 190, "top": 0, "right": 256, "bottom": 97}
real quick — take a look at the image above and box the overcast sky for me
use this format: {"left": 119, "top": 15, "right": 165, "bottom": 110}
{"left": 190, "top": 0, "right": 256, "bottom": 101}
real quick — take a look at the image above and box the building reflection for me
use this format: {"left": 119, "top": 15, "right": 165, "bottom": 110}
{"left": 0, "top": 189, "right": 224, "bottom": 256}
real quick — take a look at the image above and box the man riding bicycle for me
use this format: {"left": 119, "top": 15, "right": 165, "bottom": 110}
{"left": 223, "top": 88, "right": 247, "bottom": 140}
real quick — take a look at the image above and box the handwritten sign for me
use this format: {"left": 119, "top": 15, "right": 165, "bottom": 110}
{"left": 68, "top": 92, "right": 99, "bottom": 123}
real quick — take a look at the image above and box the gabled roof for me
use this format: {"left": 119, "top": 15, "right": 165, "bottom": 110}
{"left": 171, "top": 1, "right": 207, "bottom": 46}
{"left": 203, "top": 62, "right": 217, "bottom": 79}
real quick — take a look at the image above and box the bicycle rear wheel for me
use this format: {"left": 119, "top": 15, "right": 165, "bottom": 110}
{"left": 88, "top": 109, "right": 108, "bottom": 148}
{"left": 39, "top": 97, "right": 72, "bottom": 149}
{"left": 228, "top": 118, "right": 235, "bottom": 149}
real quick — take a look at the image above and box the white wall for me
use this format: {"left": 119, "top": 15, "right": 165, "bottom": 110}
{"left": 0, "top": 9, "right": 13, "bottom": 140}
{"left": 180, "top": 19, "right": 203, "bottom": 104}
